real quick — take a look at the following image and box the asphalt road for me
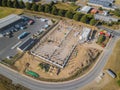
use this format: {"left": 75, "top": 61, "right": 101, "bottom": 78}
{"left": 0, "top": 28, "right": 119, "bottom": 90}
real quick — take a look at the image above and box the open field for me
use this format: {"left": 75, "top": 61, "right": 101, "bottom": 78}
{"left": 115, "top": 0, "right": 120, "bottom": 5}
{"left": 0, "top": 7, "right": 23, "bottom": 19}
{"left": 55, "top": 2, "right": 79, "bottom": 10}
{"left": 0, "top": 83, "right": 7, "bottom": 90}
{"left": 103, "top": 39, "right": 120, "bottom": 90}
{"left": 80, "top": 39, "right": 120, "bottom": 90}
{"left": 76, "top": 0, "right": 88, "bottom": 6}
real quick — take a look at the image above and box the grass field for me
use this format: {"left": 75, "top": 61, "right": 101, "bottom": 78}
{"left": 55, "top": 2, "right": 79, "bottom": 11}
{"left": 0, "top": 7, "right": 23, "bottom": 19}
{"left": 115, "top": 0, "right": 120, "bottom": 5}
{"left": 102, "top": 39, "right": 120, "bottom": 90}
{"left": 0, "top": 83, "right": 7, "bottom": 90}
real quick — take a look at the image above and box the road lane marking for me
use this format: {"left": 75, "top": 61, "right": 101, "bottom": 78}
{"left": 11, "top": 41, "right": 22, "bottom": 49}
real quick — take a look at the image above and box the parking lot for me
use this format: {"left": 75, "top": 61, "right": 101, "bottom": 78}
{"left": 0, "top": 15, "right": 51, "bottom": 59}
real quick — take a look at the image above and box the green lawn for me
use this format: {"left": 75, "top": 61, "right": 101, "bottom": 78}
{"left": 0, "top": 7, "right": 23, "bottom": 19}
{"left": 55, "top": 2, "right": 79, "bottom": 11}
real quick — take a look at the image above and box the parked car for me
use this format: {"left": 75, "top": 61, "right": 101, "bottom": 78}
{"left": 6, "top": 56, "right": 12, "bottom": 59}
{"left": 28, "top": 20, "right": 34, "bottom": 25}
{"left": 18, "top": 32, "right": 29, "bottom": 39}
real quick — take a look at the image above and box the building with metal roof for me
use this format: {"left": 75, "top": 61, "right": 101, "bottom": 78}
{"left": 80, "top": 6, "right": 92, "bottom": 14}
{"left": 79, "top": 28, "right": 91, "bottom": 42}
{"left": 88, "top": 0, "right": 115, "bottom": 10}
{"left": 0, "top": 14, "right": 21, "bottom": 30}
{"left": 94, "top": 14, "right": 119, "bottom": 22}
{"left": 18, "top": 0, "right": 34, "bottom": 3}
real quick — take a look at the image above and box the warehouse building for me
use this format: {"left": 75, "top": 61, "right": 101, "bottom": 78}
{"left": 94, "top": 14, "right": 119, "bottom": 22}
{"left": 80, "top": 6, "right": 92, "bottom": 14}
{"left": 79, "top": 28, "right": 91, "bottom": 42}
{"left": 88, "top": 0, "right": 115, "bottom": 10}
{"left": 0, "top": 14, "right": 22, "bottom": 30}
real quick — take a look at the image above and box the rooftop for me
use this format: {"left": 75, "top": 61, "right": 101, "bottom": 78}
{"left": 81, "top": 6, "right": 92, "bottom": 13}
{"left": 0, "top": 14, "right": 21, "bottom": 29}
{"left": 88, "top": 0, "right": 113, "bottom": 8}
{"left": 94, "top": 14, "right": 119, "bottom": 22}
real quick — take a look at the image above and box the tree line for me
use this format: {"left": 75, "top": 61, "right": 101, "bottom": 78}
{"left": 0, "top": 0, "right": 96, "bottom": 25}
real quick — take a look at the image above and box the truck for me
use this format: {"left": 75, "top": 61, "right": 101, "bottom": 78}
{"left": 106, "top": 69, "right": 116, "bottom": 78}
{"left": 18, "top": 32, "right": 29, "bottom": 39}
{"left": 25, "top": 70, "right": 39, "bottom": 78}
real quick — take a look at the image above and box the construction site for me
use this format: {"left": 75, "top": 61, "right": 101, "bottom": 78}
{"left": 15, "top": 20, "right": 102, "bottom": 80}
{"left": 31, "top": 20, "right": 84, "bottom": 68}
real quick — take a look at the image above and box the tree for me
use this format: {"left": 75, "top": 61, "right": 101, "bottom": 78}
{"left": 13, "top": 0, "right": 19, "bottom": 8}
{"left": 44, "top": 4, "right": 51, "bottom": 13}
{"left": 58, "top": 9, "right": 66, "bottom": 17}
{"left": 19, "top": 1, "right": 25, "bottom": 8}
{"left": 26, "top": 2, "right": 32, "bottom": 10}
{"left": 99, "top": 7, "right": 102, "bottom": 10}
{"left": 73, "top": 12, "right": 83, "bottom": 21}
{"left": 97, "top": 35, "right": 105, "bottom": 44}
{"left": 114, "top": 9, "right": 120, "bottom": 17}
{"left": 65, "top": 10, "right": 74, "bottom": 19}
{"left": 31, "top": 3, "right": 38, "bottom": 11}
{"left": 38, "top": 4, "right": 44, "bottom": 12}
{"left": 51, "top": 6, "right": 58, "bottom": 15}
{"left": 0, "top": 0, "right": 2, "bottom": 6}
{"left": 2, "top": 0, "right": 7, "bottom": 6}
{"left": 90, "top": 19, "right": 96, "bottom": 26}
{"left": 50, "top": 1, "right": 55, "bottom": 6}
{"left": 80, "top": 15, "right": 88, "bottom": 23}
{"left": 7, "top": 0, "right": 13, "bottom": 7}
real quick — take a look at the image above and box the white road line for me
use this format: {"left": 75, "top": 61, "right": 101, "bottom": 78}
{"left": 11, "top": 41, "right": 22, "bottom": 49}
